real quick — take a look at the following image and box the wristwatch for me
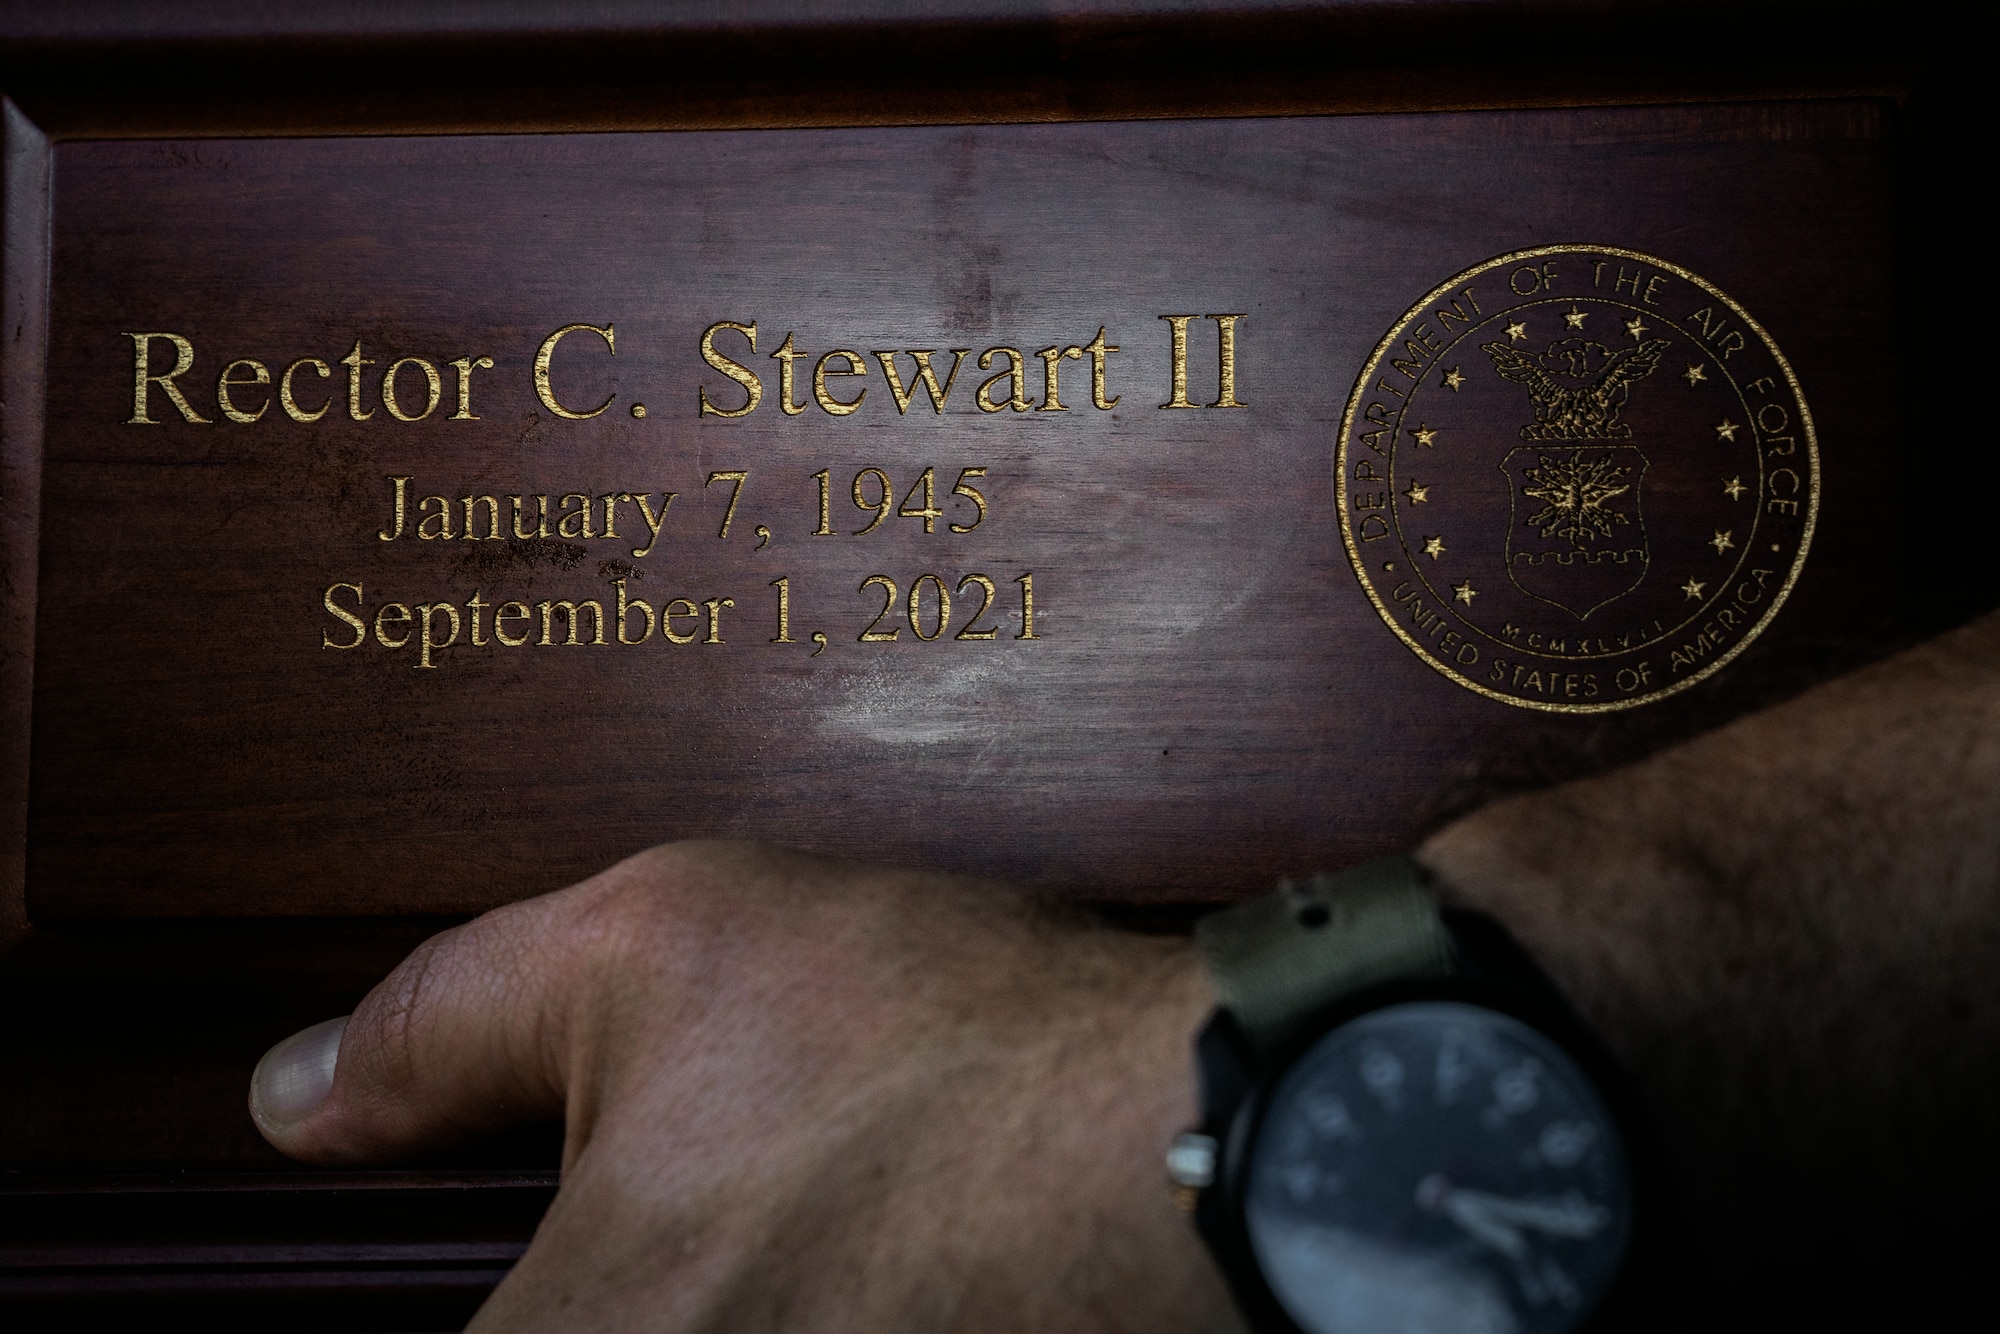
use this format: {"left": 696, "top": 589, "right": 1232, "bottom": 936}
{"left": 1167, "top": 856, "right": 1645, "bottom": 1334}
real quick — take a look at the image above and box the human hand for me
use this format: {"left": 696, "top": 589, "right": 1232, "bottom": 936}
{"left": 248, "top": 842, "right": 1240, "bottom": 1334}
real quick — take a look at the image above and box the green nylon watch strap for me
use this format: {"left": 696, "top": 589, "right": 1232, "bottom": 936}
{"left": 1195, "top": 855, "right": 1457, "bottom": 1062}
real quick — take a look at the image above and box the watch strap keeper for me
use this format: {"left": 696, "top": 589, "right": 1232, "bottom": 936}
{"left": 1195, "top": 855, "right": 1457, "bottom": 1062}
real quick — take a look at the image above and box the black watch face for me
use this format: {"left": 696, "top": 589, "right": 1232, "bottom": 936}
{"left": 1244, "top": 1001, "right": 1631, "bottom": 1334}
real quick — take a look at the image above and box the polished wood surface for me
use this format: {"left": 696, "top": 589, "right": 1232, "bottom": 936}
{"left": 24, "top": 101, "right": 1906, "bottom": 921}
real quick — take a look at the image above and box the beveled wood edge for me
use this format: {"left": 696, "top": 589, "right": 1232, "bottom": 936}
{"left": 0, "top": 1168, "right": 561, "bottom": 1196}
{"left": 0, "top": 98, "right": 49, "bottom": 957}
{"left": 5, "top": 67, "right": 1911, "bottom": 144}
{"left": 0, "top": 0, "right": 1918, "bottom": 142}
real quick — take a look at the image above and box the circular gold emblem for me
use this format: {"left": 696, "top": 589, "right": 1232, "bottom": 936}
{"left": 1338, "top": 245, "right": 1817, "bottom": 711}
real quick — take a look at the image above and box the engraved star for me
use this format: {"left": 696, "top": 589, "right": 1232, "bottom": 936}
{"left": 1710, "top": 529, "right": 1735, "bottom": 554}
{"left": 1423, "top": 535, "right": 1446, "bottom": 559}
{"left": 1681, "top": 577, "right": 1707, "bottom": 600}
{"left": 1411, "top": 425, "right": 1439, "bottom": 448}
{"left": 1722, "top": 476, "right": 1747, "bottom": 501}
{"left": 1404, "top": 480, "right": 1430, "bottom": 503}
{"left": 1452, "top": 579, "right": 1477, "bottom": 605}
{"left": 1564, "top": 306, "right": 1587, "bottom": 330}
{"left": 1505, "top": 321, "right": 1528, "bottom": 343}
{"left": 1682, "top": 363, "right": 1707, "bottom": 386}
{"left": 1625, "top": 315, "right": 1649, "bottom": 340}
{"left": 1442, "top": 367, "right": 1465, "bottom": 391}
{"left": 1715, "top": 417, "right": 1739, "bottom": 442}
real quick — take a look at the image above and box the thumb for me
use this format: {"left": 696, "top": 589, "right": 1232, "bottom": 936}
{"left": 249, "top": 888, "right": 595, "bottom": 1164}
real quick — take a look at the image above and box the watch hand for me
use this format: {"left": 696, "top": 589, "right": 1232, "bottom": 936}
{"left": 1417, "top": 1174, "right": 1527, "bottom": 1258}
{"left": 1453, "top": 1189, "right": 1607, "bottom": 1240}
{"left": 1416, "top": 1176, "right": 1607, "bottom": 1258}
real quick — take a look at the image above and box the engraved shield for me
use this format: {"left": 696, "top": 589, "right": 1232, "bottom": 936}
{"left": 1502, "top": 445, "right": 1650, "bottom": 619}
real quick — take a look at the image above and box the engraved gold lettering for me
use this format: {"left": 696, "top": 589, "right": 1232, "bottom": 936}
{"left": 124, "top": 332, "right": 210, "bottom": 424}
{"left": 955, "top": 574, "right": 998, "bottom": 640}
{"left": 280, "top": 357, "right": 332, "bottom": 422}
{"left": 1510, "top": 265, "right": 1555, "bottom": 296}
{"left": 378, "top": 476, "right": 410, "bottom": 541}
{"left": 1767, "top": 467, "right": 1801, "bottom": 515}
{"left": 494, "top": 600, "right": 531, "bottom": 647}
{"left": 629, "top": 492, "right": 673, "bottom": 557}
{"left": 1390, "top": 325, "right": 1438, "bottom": 381}
{"left": 770, "top": 332, "right": 807, "bottom": 416}
{"left": 699, "top": 321, "right": 762, "bottom": 418}
{"left": 534, "top": 323, "right": 616, "bottom": 419}
{"left": 859, "top": 575, "right": 900, "bottom": 641}
{"left": 662, "top": 598, "right": 701, "bottom": 645}
{"left": 1684, "top": 307, "right": 1748, "bottom": 359}
{"left": 702, "top": 597, "right": 733, "bottom": 644}
{"left": 556, "top": 493, "right": 593, "bottom": 540}
{"left": 813, "top": 350, "right": 868, "bottom": 415}
{"left": 614, "top": 578, "right": 654, "bottom": 644}
{"left": 898, "top": 468, "right": 942, "bottom": 533}
{"left": 340, "top": 340, "right": 375, "bottom": 421}
{"left": 461, "top": 495, "right": 501, "bottom": 540}
{"left": 770, "top": 576, "right": 793, "bottom": 643}
{"left": 414, "top": 602, "right": 460, "bottom": 668}
{"left": 852, "top": 469, "right": 890, "bottom": 535}
{"left": 216, "top": 358, "right": 271, "bottom": 423}
{"left": 322, "top": 582, "right": 366, "bottom": 648}
{"left": 1434, "top": 290, "right": 1480, "bottom": 329}
{"left": 1036, "top": 344, "right": 1083, "bottom": 411}
{"left": 950, "top": 468, "right": 988, "bottom": 533}
{"left": 810, "top": 470, "right": 834, "bottom": 536}
{"left": 513, "top": 495, "right": 551, "bottom": 540}
{"left": 1015, "top": 571, "right": 1038, "bottom": 639}
{"left": 382, "top": 357, "right": 442, "bottom": 423}
{"left": 449, "top": 355, "right": 495, "bottom": 420}
{"left": 467, "top": 590, "right": 490, "bottom": 645}
{"left": 1207, "top": 314, "right": 1246, "bottom": 408}
{"left": 908, "top": 574, "right": 951, "bottom": 640}
{"left": 417, "top": 495, "right": 455, "bottom": 540}
{"left": 706, "top": 471, "right": 747, "bottom": 538}
{"left": 1083, "top": 327, "right": 1120, "bottom": 409}
{"left": 976, "top": 348, "right": 1033, "bottom": 413}
{"left": 373, "top": 602, "right": 411, "bottom": 648}
{"left": 874, "top": 349, "right": 965, "bottom": 415}
{"left": 1159, "top": 315, "right": 1196, "bottom": 409}
{"left": 539, "top": 598, "right": 606, "bottom": 646}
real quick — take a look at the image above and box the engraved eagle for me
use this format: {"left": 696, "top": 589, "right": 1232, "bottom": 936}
{"left": 1481, "top": 335, "right": 1670, "bottom": 440}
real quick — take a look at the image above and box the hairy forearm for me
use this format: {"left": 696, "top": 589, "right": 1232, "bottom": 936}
{"left": 1420, "top": 610, "right": 2000, "bottom": 1309}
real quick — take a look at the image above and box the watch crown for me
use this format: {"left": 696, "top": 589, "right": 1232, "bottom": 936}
{"left": 1165, "top": 1131, "right": 1219, "bottom": 1193}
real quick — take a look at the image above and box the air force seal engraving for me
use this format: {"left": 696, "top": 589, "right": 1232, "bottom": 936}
{"left": 1337, "top": 246, "right": 1817, "bottom": 711}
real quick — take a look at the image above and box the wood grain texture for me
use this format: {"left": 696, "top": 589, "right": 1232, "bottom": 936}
{"left": 22, "top": 100, "right": 1905, "bottom": 919}
{"left": 0, "top": 100, "right": 49, "bottom": 953}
